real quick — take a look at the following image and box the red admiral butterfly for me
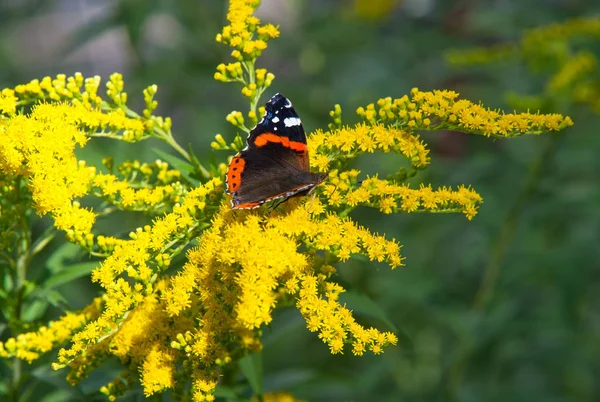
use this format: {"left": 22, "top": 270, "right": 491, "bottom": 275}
{"left": 225, "top": 93, "right": 328, "bottom": 209}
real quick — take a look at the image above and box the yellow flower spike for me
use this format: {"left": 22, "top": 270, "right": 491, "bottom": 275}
{"left": 310, "top": 122, "right": 430, "bottom": 170}
{"left": 231, "top": 49, "right": 243, "bottom": 61}
{"left": 0, "top": 5, "right": 580, "bottom": 401}
{"left": 548, "top": 50, "right": 598, "bottom": 92}
{"left": 226, "top": 110, "right": 245, "bottom": 128}
{"left": 356, "top": 89, "right": 573, "bottom": 137}
{"left": 0, "top": 298, "right": 102, "bottom": 363}
{"left": 0, "top": 89, "right": 17, "bottom": 115}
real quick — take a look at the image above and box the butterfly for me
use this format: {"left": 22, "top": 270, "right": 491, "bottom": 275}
{"left": 225, "top": 93, "right": 328, "bottom": 209}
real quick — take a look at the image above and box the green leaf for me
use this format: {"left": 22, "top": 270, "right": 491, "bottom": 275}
{"left": 339, "top": 290, "right": 398, "bottom": 332}
{"left": 2, "top": 270, "right": 13, "bottom": 293}
{"left": 340, "top": 291, "right": 414, "bottom": 355}
{"left": 214, "top": 384, "right": 247, "bottom": 401}
{"left": 42, "top": 262, "right": 98, "bottom": 290}
{"left": 22, "top": 298, "right": 49, "bottom": 322}
{"left": 46, "top": 242, "right": 82, "bottom": 273}
{"left": 35, "top": 289, "right": 68, "bottom": 308}
{"left": 239, "top": 352, "right": 263, "bottom": 397}
{"left": 38, "top": 390, "right": 75, "bottom": 402}
{"left": 152, "top": 147, "right": 197, "bottom": 185}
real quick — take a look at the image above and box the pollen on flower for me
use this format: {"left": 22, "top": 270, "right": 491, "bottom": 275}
{"left": 216, "top": 0, "right": 279, "bottom": 63}
{"left": 0, "top": 89, "right": 17, "bottom": 115}
{"left": 310, "top": 122, "right": 430, "bottom": 171}
{"left": 357, "top": 89, "right": 573, "bottom": 138}
{"left": 140, "top": 345, "right": 176, "bottom": 396}
{"left": 0, "top": 298, "right": 102, "bottom": 363}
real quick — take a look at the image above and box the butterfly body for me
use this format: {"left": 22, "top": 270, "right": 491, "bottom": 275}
{"left": 225, "top": 93, "right": 327, "bottom": 209}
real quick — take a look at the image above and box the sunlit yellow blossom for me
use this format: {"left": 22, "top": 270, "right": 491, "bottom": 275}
{"left": 55, "top": 179, "right": 222, "bottom": 377}
{"left": 548, "top": 51, "right": 597, "bottom": 92}
{"left": 321, "top": 172, "right": 483, "bottom": 220}
{"left": 192, "top": 375, "right": 219, "bottom": 402}
{"left": 297, "top": 272, "right": 397, "bottom": 355}
{"left": 140, "top": 346, "right": 176, "bottom": 396}
{"left": 446, "top": 17, "right": 600, "bottom": 114}
{"left": 92, "top": 172, "right": 182, "bottom": 213}
{"left": 0, "top": 298, "right": 102, "bottom": 363}
{"left": 0, "top": 2, "right": 578, "bottom": 400}
{"left": 160, "top": 201, "right": 403, "bottom": 383}
{"left": 256, "top": 391, "right": 306, "bottom": 402}
{"left": 521, "top": 16, "right": 600, "bottom": 54}
{"left": 216, "top": 0, "right": 279, "bottom": 61}
{"left": 358, "top": 89, "right": 573, "bottom": 138}
{"left": 309, "top": 122, "right": 430, "bottom": 171}
{"left": 0, "top": 103, "right": 97, "bottom": 235}
{"left": 0, "top": 89, "right": 17, "bottom": 115}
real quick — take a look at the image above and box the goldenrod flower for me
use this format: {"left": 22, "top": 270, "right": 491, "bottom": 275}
{"left": 446, "top": 16, "right": 600, "bottom": 114}
{"left": 0, "top": 298, "right": 102, "bottom": 363}
{"left": 0, "top": 2, "right": 577, "bottom": 401}
{"left": 0, "top": 88, "right": 18, "bottom": 115}
{"left": 257, "top": 391, "right": 306, "bottom": 402}
{"left": 357, "top": 89, "right": 573, "bottom": 137}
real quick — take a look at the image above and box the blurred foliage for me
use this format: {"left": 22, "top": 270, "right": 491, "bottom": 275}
{"left": 1, "top": 0, "right": 599, "bottom": 401}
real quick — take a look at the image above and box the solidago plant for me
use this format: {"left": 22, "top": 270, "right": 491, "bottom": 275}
{"left": 0, "top": 1, "right": 573, "bottom": 401}
{"left": 446, "top": 16, "right": 600, "bottom": 113}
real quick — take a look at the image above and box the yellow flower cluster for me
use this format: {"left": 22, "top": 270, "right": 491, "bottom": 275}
{"left": 0, "top": 2, "right": 579, "bottom": 400}
{"left": 93, "top": 173, "right": 181, "bottom": 211}
{"left": 215, "top": 0, "right": 279, "bottom": 61}
{"left": 215, "top": 0, "right": 278, "bottom": 128}
{"left": 357, "top": 89, "right": 573, "bottom": 138}
{"left": 0, "top": 298, "right": 102, "bottom": 363}
{"left": 548, "top": 51, "right": 597, "bottom": 92}
{"left": 162, "top": 202, "right": 400, "bottom": 369}
{"left": 91, "top": 160, "right": 183, "bottom": 213}
{"left": 445, "top": 17, "right": 600, "bottom": 114}
{"left": 9, "top": 73, "right": 103, "bottom": 107}
{"left": 0, "top": 103, "right": 96, "bottom": 235}
{"left": 0, "top": 88, "right": 18, "bottom": 115}
{"left": 0, "top": 102, "right": 167, "bottom": 244}
{"left": 445, "top": 44, "right": 517, "bottom": 66}
{"left": 521, "top": 16, "right": 600, "bottom": 54}
{"left": 54, "top": 180, "right": 222, "bottom": 377}
{"left": 257, "top": 391, "right": 306, "bottom": 402}
{"left": 109, "top": 291, "right": 191, "bottom": 397}
{"left": 1, "top": 72, "right": 178, "bottom": 145}
{"left": 309, "top": 122, "right": 430, "bottom": 172}
{"left": 322, "top": 171, "right": 482, "bottom": 219}
{"left": 447, "top": 17, "right": 600, "bottom": 67}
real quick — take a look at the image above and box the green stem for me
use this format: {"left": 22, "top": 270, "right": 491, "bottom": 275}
{"left": 10, "top": 179, "right": 32, "bottom": 401}
{"left": 445, "top": 134, "right": 558, "bottom": 400}
{"left": 473, "top": 135, "right": 556, "bottom": 309}
{"left": 157, "top": 127, "right": 191, "bottom": 162}
{"left": 107, "top": 103, "right": 193, "bottom": 162}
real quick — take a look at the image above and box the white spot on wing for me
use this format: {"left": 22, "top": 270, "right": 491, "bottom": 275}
{"left": 284, "top": 117, "right": 301, "bottom": 127}
{"left": 285, "top": 98, "right": 293, "bottom": 108}
{"left": 274, "top": 127, "right": 278, "bottom": 131}
{"left": 272, "top": 116, "right": 280, "bottom": 123}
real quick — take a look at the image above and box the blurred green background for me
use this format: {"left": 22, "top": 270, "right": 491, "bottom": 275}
{"left": 1, "top": 0, "right": 600, "bottom": 401}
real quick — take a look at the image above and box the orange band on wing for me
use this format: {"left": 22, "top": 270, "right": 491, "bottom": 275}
{"left": 254, "top": 133, "right": 307, "bottom": 152}
{"left": 226, "top": 155, "right": 246, "bottom": 193}
{"left": 233, "top": 201, "right": 261, "bottom": 209}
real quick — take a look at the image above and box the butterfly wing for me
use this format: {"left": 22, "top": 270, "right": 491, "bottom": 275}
{"left": 247, "top": 93, "right": 310, "bottom": 171}
{"left": 225, "top": 93, "right": 321, "bottom": 209}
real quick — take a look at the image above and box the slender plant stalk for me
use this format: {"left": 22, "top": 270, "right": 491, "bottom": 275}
{"left": 446, "top": 134, "right": 558, "bottom": 400}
